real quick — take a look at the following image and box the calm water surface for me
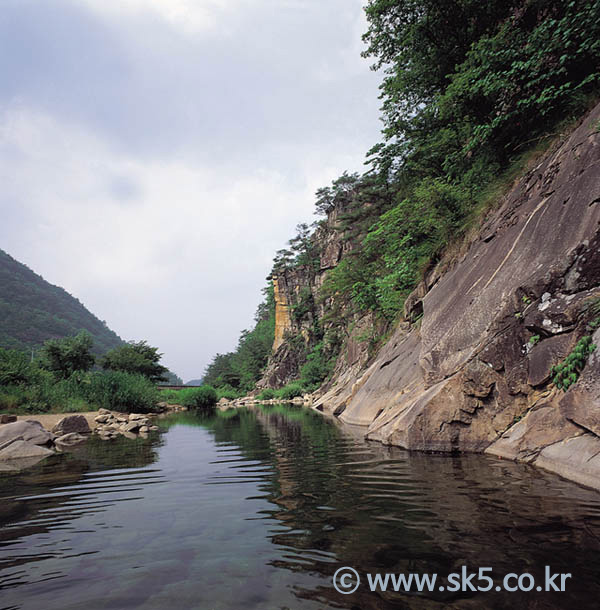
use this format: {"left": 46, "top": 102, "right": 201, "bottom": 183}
{"left": 1, "top": 406, "right": 600, "bottom": 609}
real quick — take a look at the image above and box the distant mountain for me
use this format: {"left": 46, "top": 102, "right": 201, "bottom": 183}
{"left": 0, "top": 248, "right": 123, "bottom": 355}
{"left": 186, "top": 379, "right": 203, "bottom": 386}
{"left": 164, "top": 371, "right": 183, "bottom": 385}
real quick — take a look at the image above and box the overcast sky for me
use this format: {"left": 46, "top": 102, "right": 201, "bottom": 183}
{"left": 0, "top": 0, "right": 381, "bottom": 381}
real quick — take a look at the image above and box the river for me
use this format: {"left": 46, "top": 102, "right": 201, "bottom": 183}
{"left": 1, "top": 405, "right": 600, "bottom": 609}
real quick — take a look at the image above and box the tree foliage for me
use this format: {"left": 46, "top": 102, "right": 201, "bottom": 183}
{"left": 0, "top": 348, "right": 36, "bottom": 386}
{"left": 0, "top": 339, "right": 160, "bottom": 415}
{"left": 101, "top": 340, "right": 169, "bottom": 383}
{"left": 272, "top": 223, "right": 321, "bottom": 274}
{"left": 40, "top": 331, "right": 95, "bottom": 380}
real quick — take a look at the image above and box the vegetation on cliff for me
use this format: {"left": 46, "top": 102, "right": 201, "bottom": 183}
{"left": 324, "top": 0, "right": 600, "bottom": 320}
{"left": 205, "top": 0, "right": 600, "bottom": 394}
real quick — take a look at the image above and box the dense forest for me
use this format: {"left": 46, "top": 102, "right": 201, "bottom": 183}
{"left": 204, "top": 0, "right": 600, "bottom": 397}
{"left": 0, "top": 248, "right": 123, "bottom": 354}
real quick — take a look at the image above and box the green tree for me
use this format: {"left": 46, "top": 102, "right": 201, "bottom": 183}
{"left": 0, "top": 348, "right": 35, "bottom": 386}
{"left": 40, "top": 331, "right": 95, "bottom": 380}
{"left": 101, "top": 340, "right": 169, "bottom": 383}
{"left": 203, "top": 352, "right": 241, "bottom": 389}
{"left": 314, "top": 172, "right": 361, "bottom": 216}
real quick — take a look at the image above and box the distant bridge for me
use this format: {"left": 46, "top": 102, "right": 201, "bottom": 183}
{"left": 157, "top": 385, "right": 202, "bottom": 391}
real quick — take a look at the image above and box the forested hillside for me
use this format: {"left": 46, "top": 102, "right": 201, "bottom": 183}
{"left": 204, "top": 0, "right": 600, "bottom": 398}
{"left": 0, "top": 248, "right": 123, "bottom": 354}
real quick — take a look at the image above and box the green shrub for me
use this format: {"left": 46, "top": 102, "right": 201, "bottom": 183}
{"left": 86, "top": 371, "right": 159, "bottom": 413}
{"left": 551, "top": 336, "right": 597, "bottom": 392}
{"left": 180, "top": 385, "right": 218, "bottom": 410}
{"left": 299, "top": 342, "right": 332, "bottom": 390}
{"left": 216, "top": 386, "right": 241, "bottom": 401}
{"left": 157, "top": 388, "right": 181, "bottom": 403}
{"left": 39, "top": 331, "right": 95, "bottom": 380}
{"left": 0, "top": 348, "right": 36, "bottom": 386}
{"left": 275, "top": 383, "right": 304, "bottom": 400}
{"left": 256, "top": 388, "right": 275, "bottom": 400}
{"left": 0, "top": 387, "right": 27, "bottom": 411}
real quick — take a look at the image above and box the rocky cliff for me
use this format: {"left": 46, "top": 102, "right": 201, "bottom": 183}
{"left": 257, "top": 198, "right": 365, "bottom": 389}
{"left": 264, "top": 103, "right": 600, "bottom": 490}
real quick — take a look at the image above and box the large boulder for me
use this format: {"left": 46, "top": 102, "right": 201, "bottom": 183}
{"left": 52, "top": 415, "right": 91, "bottom": 436}
{"left": 0, "top": 439, "right": 54, "bottom": 460}
{"left": 0, "top": 420, "right": 53, "bottom": 446}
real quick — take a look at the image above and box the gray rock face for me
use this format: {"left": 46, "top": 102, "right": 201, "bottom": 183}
{"left": 312, "top": 102, "right": 600, "bottom": 489}
{"left": 0, "top": 420, "right": 54, "bottom": 446}
{"left": 558, "top": 328, "right": 600, "bottom": 433}
{"left": 52, "top": 415, "right": 91, "bottom": 436}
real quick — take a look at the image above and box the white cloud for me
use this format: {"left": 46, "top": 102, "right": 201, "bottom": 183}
{"left": 78, "top": 0, "right": 232, "bottom": 34}
{"left": 0, "top": 0, "right": 381, "bottom": 380}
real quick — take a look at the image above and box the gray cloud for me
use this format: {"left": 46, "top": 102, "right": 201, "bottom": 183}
{"left": 0, "top": 0, "right": 381, "bottom": 380}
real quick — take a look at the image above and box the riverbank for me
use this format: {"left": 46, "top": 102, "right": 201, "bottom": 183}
{"left": 15, "top": 411, "right": 100, "bottom": 431}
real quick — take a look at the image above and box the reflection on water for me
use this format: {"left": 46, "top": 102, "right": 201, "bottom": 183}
{"left": 1, "top": 406, "right": 600, "bottom": 609}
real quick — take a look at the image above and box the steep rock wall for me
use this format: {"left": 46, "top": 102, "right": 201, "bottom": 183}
{"left": 272, "top": 275, "right": 293, "bottom": 352}
{"left": 314, "top": 103, "right": 600, "bottom": 488}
